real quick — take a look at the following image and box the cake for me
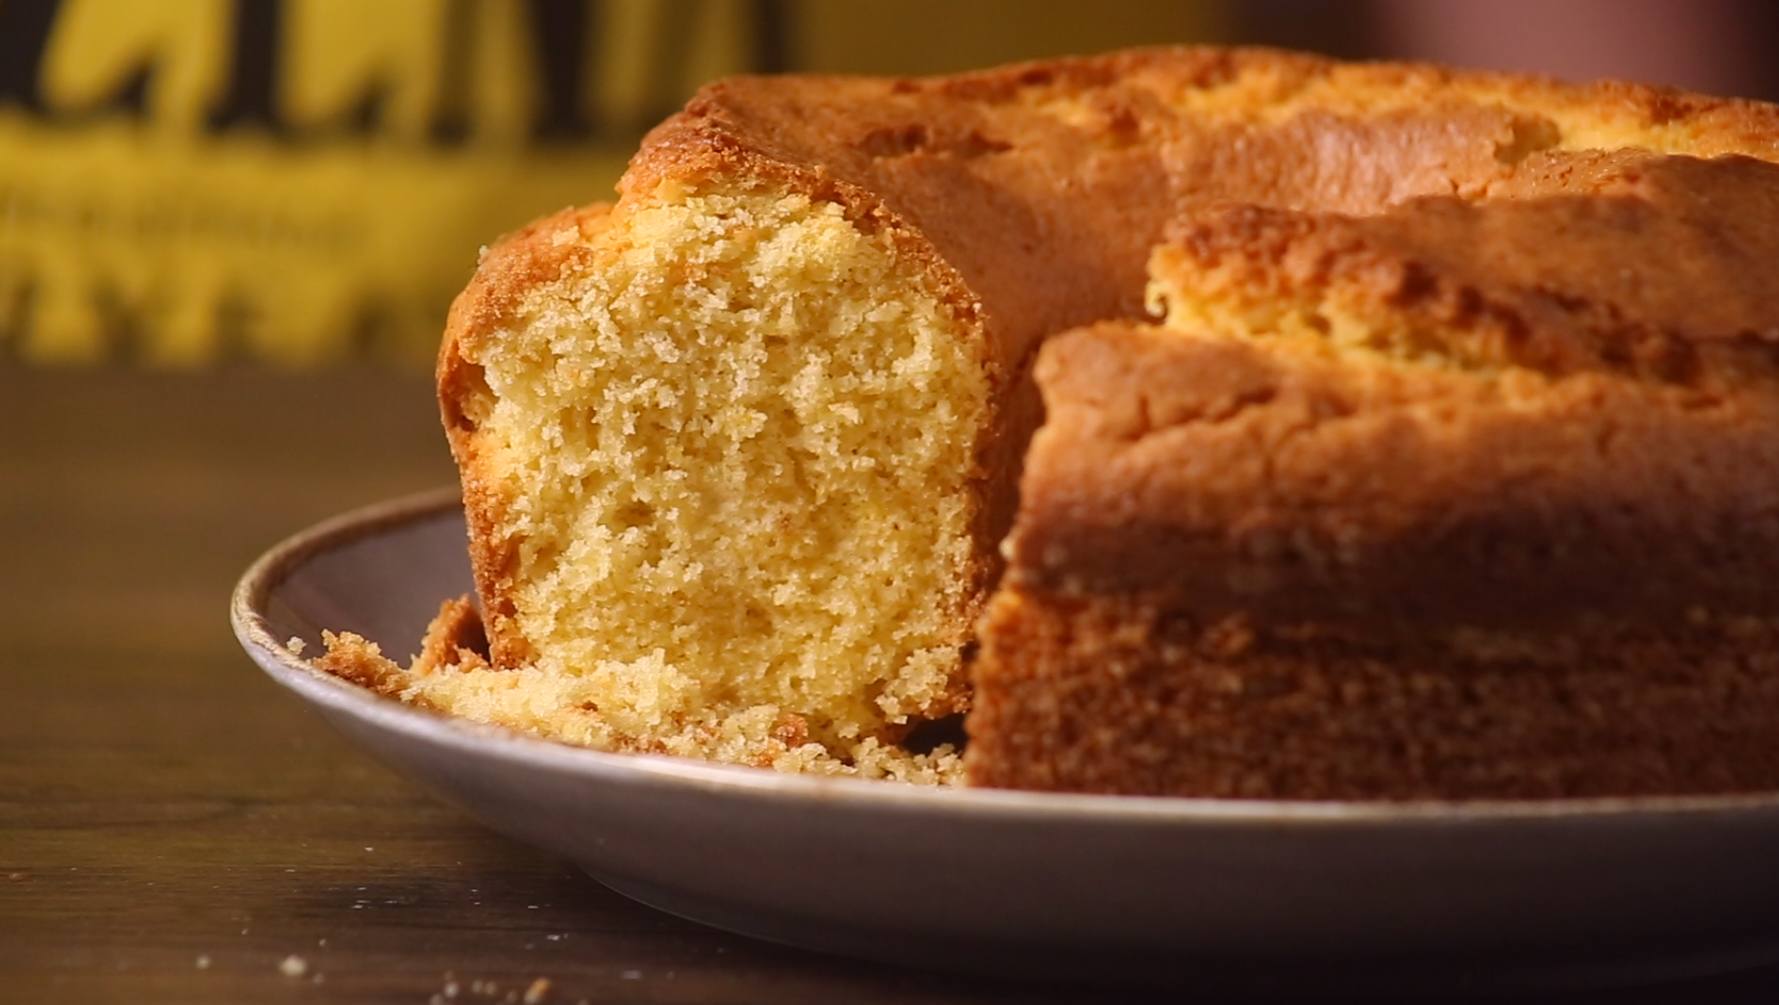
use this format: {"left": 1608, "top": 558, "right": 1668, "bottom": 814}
{"left": 321, "top": 47, "right": 1779, "bottom": 795}
{"left": 969, "top": 151, "right": 1779, "bottom": 798}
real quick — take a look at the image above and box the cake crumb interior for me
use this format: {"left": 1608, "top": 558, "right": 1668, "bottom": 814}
{"left": 391, "top": 187, "right": 986, "bottom": 776}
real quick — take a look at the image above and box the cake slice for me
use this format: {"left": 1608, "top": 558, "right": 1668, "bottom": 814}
{"left": 967, "top": 152, "right": 1779, "bottom": 798}
{"left": 319, "top": 47, "right": 1779, "bottom": 780}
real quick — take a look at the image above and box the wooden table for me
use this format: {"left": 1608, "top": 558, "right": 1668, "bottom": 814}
{"left": 5, "top": 365, "right": 1779, "bottom": 1004}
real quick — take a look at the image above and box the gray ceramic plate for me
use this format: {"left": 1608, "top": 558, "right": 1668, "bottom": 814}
{"left": 232, "top": 489, "right": 1779, "bottom": 992}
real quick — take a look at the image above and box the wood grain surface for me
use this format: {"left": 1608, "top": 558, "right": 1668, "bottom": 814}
{"left": 4, "top": 364, "right": 1779, "bottom": 1004}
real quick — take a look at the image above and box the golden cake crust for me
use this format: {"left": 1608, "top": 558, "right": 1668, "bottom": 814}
{"left": 1156, "top": 151, "right": 1779, "bottom": 379}
{"left": 1010, "top": 322, "right": 1779, "bottom": 629}
{"left": 1009, "top": 153, "right": 1779, "bottom": 632}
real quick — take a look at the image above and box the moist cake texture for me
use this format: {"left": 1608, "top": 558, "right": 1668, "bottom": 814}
{"left": 320, "top": 46, "right": 1779, "bottom": 791}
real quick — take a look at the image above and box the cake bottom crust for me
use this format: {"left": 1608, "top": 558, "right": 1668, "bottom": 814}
{"left": 966, "top": 590, "right": 1779, "bottom": 799}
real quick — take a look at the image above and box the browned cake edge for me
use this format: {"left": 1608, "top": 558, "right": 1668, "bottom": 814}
{"left": 967, "top": 309, "right": 1779, "bottom": 797}
{"left": 435, "top": 207, "right": 607, "bottom": 667}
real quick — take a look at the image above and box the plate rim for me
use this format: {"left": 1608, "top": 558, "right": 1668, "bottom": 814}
{"left": 231, "top": 487, "right": 1779, "bottom": 827}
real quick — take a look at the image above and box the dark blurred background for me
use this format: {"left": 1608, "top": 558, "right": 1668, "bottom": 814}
{"left": 1, "top": 0, "right": 1775, "bottom": 368}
